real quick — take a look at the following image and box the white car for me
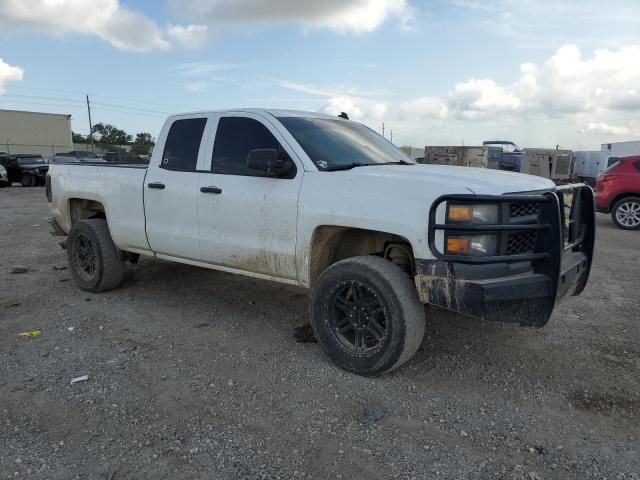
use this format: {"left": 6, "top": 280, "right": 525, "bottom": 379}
{"left": 0, "top": 164, "right": 9, "bottom": 187}
{"left": 46, "top": 109, "right": 595, "bottom": 375}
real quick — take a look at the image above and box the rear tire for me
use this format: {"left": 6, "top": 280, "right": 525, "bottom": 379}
{"left": 611, "top": 197, "right": 640, "bottom": 230}
{"left": 67, "top": 219, "right": 124, "bottom": 292}
{"left": 311, "top": 255, "right": 425, "bottom": 376}
{"left": 21, "top": 174, "right": 35, "bottom": 187}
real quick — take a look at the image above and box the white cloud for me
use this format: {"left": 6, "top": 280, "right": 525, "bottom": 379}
{"left": 0, "top": 57, "right": 23, "bottom": 94}
{"left": 399, "top": 97, "right": 448, "bottom": 120}
{"left": 167, "top": 24, "right": 209, "bottom": 48}
{"left": 169, "top": 0, "right": 413, "bottom": 34}
{"left": 445, "top": 44, "right": 640, "bottom": 119}
{"left": 580, "top": 122, "right": 631, "bottom": 136}
{"left": 0, "top": 0, "right": 208, "bottom": 51}
{"left": 448, "top": 79, "right": 521, "bottom": 119}
{"left": 184, "top": 81, "right": 207, "bottom": 92}
{"left": 321, "top": 96, "right": 387, "bottom": 122}
{"left": 175, "top": 62, "right": 249, "bottom": 77}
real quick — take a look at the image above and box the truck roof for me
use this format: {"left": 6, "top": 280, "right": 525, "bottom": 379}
{"left": 168, "top": 108, "right": 340, "bottom": 120}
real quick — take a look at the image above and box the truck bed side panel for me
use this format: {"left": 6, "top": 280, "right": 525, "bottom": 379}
{"left": 49, "top": 164, "right": 150, "bottom": 253}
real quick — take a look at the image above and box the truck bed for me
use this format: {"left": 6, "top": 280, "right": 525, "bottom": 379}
{"left": 48, "top": 162, "right": 150, "bottom": 254}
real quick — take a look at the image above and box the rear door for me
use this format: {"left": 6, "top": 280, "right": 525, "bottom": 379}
{"left": 197, "top": 112, "right": 303, "bottom": 280}
{"left": 144, "top": 115, "right": 213, "bottom": 260}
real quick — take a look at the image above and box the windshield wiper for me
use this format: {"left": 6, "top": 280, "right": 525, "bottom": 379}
{"left": 323, "top": 162, "right": 373, "bottom": 171}
{"left": 376, "top": 160, "right": 413, "bottom": 166}
{"left": 323, "top": 160, "right": 413, "bottom": 171}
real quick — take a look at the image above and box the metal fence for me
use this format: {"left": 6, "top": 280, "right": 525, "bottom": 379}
{"left": 2, "top": 142, "right": 135, "bottom": 157}
{"left": 2, "top": 142, "right": 73, "bottom": 157}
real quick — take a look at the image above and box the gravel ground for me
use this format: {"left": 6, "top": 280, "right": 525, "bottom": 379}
{"left": 1, "top": 186, "right": 639, "bottom": 480}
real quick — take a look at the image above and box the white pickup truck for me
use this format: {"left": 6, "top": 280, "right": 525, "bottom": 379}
{"left": 47, "top": 109, "right": 595, "bottom": 375}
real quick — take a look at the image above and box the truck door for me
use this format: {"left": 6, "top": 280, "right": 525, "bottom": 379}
{"left": 196, "top": 113, "right": 303, "bottom": 281}
{"left": 144, "top": 115, "right": 212, "bottom": 260}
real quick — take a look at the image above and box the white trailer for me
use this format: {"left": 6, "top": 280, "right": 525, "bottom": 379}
{"left": 422, "top": 146, "right": 486, "bottom": 167}
{"left": 521, "top": 148, "right": 574, "bottom": 183}
{"left": 573, "top": 151, "right": 615, "bottom": 186}
{"left": 602, "top": 140, "right": 640, "bottom": 158}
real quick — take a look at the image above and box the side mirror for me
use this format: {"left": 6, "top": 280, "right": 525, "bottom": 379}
{"left": 247, "top": 148, "right": 295, "bottom": 177}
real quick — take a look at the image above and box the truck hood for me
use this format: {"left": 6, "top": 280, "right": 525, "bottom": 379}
{"left": 343, "top": 164, "right": 555, "bottom": 194}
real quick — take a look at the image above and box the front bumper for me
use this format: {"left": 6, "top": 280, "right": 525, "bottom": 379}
{"left": 416, "top": 185, "right": 595, "bottom": 327}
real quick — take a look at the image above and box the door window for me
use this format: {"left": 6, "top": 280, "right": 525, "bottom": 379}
{"left": 212, "top": 117, "right": 291, "bottom": 176}
{"left": 161, "top": 118, "right": 207, "bottom": 171}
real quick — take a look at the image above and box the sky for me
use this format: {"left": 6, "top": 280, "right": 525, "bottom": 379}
{"left": 1, "top": 0, "right": 640, "bottom": 150}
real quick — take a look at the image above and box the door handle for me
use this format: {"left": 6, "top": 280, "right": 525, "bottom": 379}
{"left": 147, "top": 182, "right": 165, "bottom": 189}
{"left": 200, "top": 186, "right": 222, "bottom": 194}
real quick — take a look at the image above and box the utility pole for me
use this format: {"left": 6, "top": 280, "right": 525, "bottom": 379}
{"left": 86, "top": 94, "right": 94, "bottom": 152}
{"left": 382, "top": 122, "right": 385, "bottom": 138}
{"left": 390, "top": 130, "right": 393, "bottom": 143}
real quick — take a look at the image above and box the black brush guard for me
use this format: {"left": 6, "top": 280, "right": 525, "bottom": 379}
{"left": 415, "top": 184, "right": 595, "bottom": 327}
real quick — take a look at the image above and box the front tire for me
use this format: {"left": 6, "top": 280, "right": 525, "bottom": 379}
{"left": 611, "top": 197, "right": 640, "bottom": 230}
{"left": 67, "top": 219, "right": 124, "bottom": 292}
{"left": 311, "top": 256, "right": 425, "bottom": 376}
{"left": 21, "top": 174, "right": 35, "bottom": 187}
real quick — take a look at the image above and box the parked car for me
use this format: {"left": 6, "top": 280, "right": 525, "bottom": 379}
{"left": 55, "top": 150, "right": 102, "bottom": 159}
{"left": 595, "top": 155, "right": 640, "bottom": 230}
{"left": 0, "top": 164, "right": 9, "bottom": 187}
{"left": 0, "top": 154, "right": 49, "bottom": 187}
{"left": 47, "top": 109, "right": 595, "bottom": 376}
{"left": 50, "top": 155, "right": 107, "bottom": 164}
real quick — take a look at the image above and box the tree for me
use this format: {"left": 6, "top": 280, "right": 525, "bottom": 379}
{"left": 131, "top": 132, "right": 155, "bottom": 154}
{"left": 91, "top": 123, "right": 132, "bottom": 146}
{"left": 72, "top": 131, "right": 87, "bottom": 143}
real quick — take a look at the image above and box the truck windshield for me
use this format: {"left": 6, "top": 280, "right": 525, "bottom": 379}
{"left": 484, "top": 142, "right": 520, "bottom": 153}
{"left": 17, "top": 157, "right": 45, "bottom": 165}
{"left": 278, "top": 116, "right": 414, "bottom": 170}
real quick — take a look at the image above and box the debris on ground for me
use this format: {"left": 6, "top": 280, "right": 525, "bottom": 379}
{"left": 70, "top": 375, "right": 89, "bottom": 384}
{"left": 53, "top": 266, "right": 68, "bottom": 271}
{"left": 10, "top": 266, "right": 29, "bottom": 274}
{"left": 293, "top": 324, "right": 317, "bottom": 343}
{"left": 18, "top": 329, "right": 41, "bottom": 337}
{"left": 358, "top": 404, "right": 386, "bottom": 425}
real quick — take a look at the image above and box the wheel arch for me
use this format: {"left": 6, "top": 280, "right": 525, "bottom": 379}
{"left": 67, "top": 197, "right": 108, "bottom": 226}
{"left": 308, "top": 225, "right": 416, "bottom": 287}
{"left": 610, "top": 191, "right": 640, "bottom": 209}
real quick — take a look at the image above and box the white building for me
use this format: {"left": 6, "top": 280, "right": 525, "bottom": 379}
{"left": 0, "top": 109, "right": 73, "bottom": 156}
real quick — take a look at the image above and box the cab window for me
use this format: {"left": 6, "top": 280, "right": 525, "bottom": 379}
{"left": 161, "top": 118, "right": 207, "bottom": 171}
{"left": 212, "top": 117, "right": 293, "bottom": 177}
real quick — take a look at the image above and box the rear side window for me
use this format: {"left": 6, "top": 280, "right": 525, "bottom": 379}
{"left": 161, "top": 118, "right": 207, "bottom": 171}
{"left": 634, "top": 161, "right": 640, "bottom": 172}
{"left": 212, "top": 117, "right": 289, "bottom": 176}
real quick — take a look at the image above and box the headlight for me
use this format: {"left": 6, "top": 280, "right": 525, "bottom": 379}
{"left": 446, "top": 234, "right": 498, "bottom": 256}
{"left": 447, "top": 204, "right": 499, "bottom": 224}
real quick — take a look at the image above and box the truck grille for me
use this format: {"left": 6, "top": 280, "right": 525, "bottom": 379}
{"left": 429, "top": 185, "right": 594, "bottom": 267}
{"left": 506, "top": 231, "right": 537, "bottom": 255}
{"left": 510, "top": 202, "right": 539, "bottom": 218}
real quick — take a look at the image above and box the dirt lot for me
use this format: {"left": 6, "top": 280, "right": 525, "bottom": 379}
{"left": 1, "top": 186, "right": 639, "bottom": 479}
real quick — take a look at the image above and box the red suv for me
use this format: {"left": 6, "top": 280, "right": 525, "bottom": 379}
{"left": 595, "top": 155, "right": 640, "bottom": 230}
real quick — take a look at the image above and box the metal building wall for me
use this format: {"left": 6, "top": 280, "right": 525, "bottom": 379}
{"left": 0, "top": 109, "right": 73, "bottom": 156}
